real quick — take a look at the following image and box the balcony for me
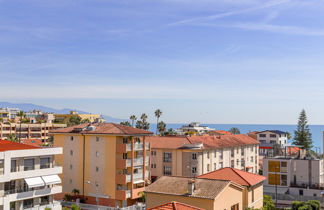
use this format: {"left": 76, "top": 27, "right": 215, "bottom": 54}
{"left": 23, "top": 201, "right": 61, "bottom": 210}
{"left": 133, "top": 173, "right": 143, "bottom": 180}
{"left": 132, "top": 187, "right": 145, "bottom": 199}
{"left": 116, "top": 189, "right": 131, "bottom": 200}
{"left": 116, "top": 174, "right": 131, "bottom": 184}
{"left": 116, "top": 159, "right": 132, "bottom": 169}
{"left": 134, "top": 143, "right": 144, "bottom": 151}
{"left": 145, "top": 142, "right": 150, "bottom": 150}
{"left": 134, "top": 157, "right": 144, "bottom": 166}
{"left": 7, "top": 185, "right": 62, "bottom": 202}
{"left": 290, "top": 182, "right": 324, "bottom": 190}
{"left": 116, "top": 144, "right": 132, "bottom": 153}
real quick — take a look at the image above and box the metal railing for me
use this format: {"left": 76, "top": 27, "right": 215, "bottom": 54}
{"left": 265, "top": 192, "right": 324, "bottom": 203}
{"left": 290, "top": 182, "right": 324, "bottom": 190}
{"left": 62, "top": 201, "right": 145, "bottom": 210}
{"left": 23, "top": 201, "right": 61, "bottom": 210}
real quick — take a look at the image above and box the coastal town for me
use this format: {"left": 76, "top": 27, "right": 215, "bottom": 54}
{"left": 0, "top": 107, "right": 321, "bottom": 210}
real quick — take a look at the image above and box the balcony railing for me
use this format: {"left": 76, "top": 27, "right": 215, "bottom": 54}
{"left": 133, "top": 173, "right": 143, "bottom": 180}
{"left": 134, "top": 143, "right": 144, "bottom": 150}
{"left": 290, "top": 182, "right": 324, "bottom": 190}
{"left": 133, "top": 157, "right": 143, "bottom": 166}
{"left": 23, "top": 201, "right": 61, "bottom": 210}
{"left": 4, "top": 185, "right": 60, "bottom": 195}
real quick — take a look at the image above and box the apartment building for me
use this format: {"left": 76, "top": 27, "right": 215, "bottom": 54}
{"left": 54, "top": 111, "right": 105, "bottom": 123}
{"left": 176, "top": 122, "right": 214, "bottom": 135}
{"left": 51, "top": 123, "right": 153, "bottom": 208}
{"left": 0, "top": 123, "right": 66, "bottom": 142}
{"left": 147, "top": 134, "right": 259, "bottom": 180}
{"left": 0, "top": 140, "right": 63, "bottom": 210}
{"left": 0, "top": 108, "right": 19, "bottom": 120}
{"left": 145, "top": 176, "right": 244, "bottom": 210}
{"left": 257, "top": 130, "right": 288, "bottom": 156}
{"left": 198, "top": 167, "right": 266, "bottom": 209}
{"left": 263, "top": 151, "right": 324, "bottom": 203}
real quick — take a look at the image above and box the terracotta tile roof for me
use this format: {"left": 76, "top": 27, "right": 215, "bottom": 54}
{"left": 148, "top": 201, "right": 204, "bottom": 210}
{"left": 20, "top": 139, "right": 43, "bottom": 147}
{"left": 145, "top": 176, "right": 233, "bottom": 199}
{"left": 208, "top": 130, "right": 232, "bottom": 135}
{"left": 0, "top": 140, "right": 40, "bottom": 152}
{"left": 50, "top": 123, "right": 153, "bottom": 135}
{"left": 147, "top": 134, "right": 259, "bottom": 150}
{"left": 198, "top": 167, "right": 266, "bottom": 187}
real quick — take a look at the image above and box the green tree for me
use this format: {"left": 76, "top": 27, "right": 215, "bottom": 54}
{"left": 293, "top": 109, "right": 312, "bottom": 150}
{"left": 17, "top": 111, "right": 25, "bottom": 142}
{"left": 64, "top": 116, "right": 82, "bottom": 127}
{"left": 229, "top": 127, "right": 240, "bottom": 134}
{"left": 120, "top": 121, "right": 131, "bottom": 127}
{"left": 164, "top": 128, "right": 177, "bottom": 136}
{"left": 263, "top": 195, "right": 275, "bottom": 210}
{"left": 154, "top": 109, "right": 162, "bottom": 134}
{"left": 81, "top": 118, "right": 91, "bottom": 123}
{"left": 157, "top": 121, "right": 166, "bottom": 135}
{"left": 71, "top": 204, "right": 81, "bottom": 210}
{"left": 7, "top": 134, "right": 19, "bottom": 142}
{"left": 130, "top": 115, "right": 137, "bottom": 127}
{"left": 286, "top": 132, "right": 292, "bottom": 140}
{"left": 136, "top": 113, "right": 150, "bottom": 130}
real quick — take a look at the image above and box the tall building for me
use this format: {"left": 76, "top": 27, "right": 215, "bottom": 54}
{"left": 0, "top": 140, "right": 63, "bottom": 210}
{"left": 51, "top": 123, "right": 153, "bottom": 208}
{"left": 147, "top": 134, "right": 259, "bottom": 180}
{"left": 0, "top": 123, "right": 66, "bottom": 142}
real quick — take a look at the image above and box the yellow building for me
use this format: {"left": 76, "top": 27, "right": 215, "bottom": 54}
{"left": 145, "top": 176, "right": 244, "bottom": 210}
{"left": 54, "top": 111, "right": 104, "bottom": 123}
{"left": 51, "top": 123, "right": 153, "bottom": 208}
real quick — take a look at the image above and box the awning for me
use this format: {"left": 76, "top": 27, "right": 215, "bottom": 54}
{"left": 25, "top": 177, "right": 45, "bottom": 188}
{"left": 134, "top": 180, "right": 145, "bottom": 184}
{"left": 42, "top": 175, "right": 61, "bottom": 185}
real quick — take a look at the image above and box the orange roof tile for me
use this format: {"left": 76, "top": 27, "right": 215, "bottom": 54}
{"left": 50, "top": 123, "right": 153, "bottom": 135}
{"left": 148, "top": 201, "right": 204, "bottom": 210}
{"left": 146, "top": 136, "right": 192, "bottom": 149}
{"left": 20, "top": 139, "right": 43, "bottom": 147}
{"left": 198, "top": 167, "right": 266, "bottom": 187}
{"left": 209, "top": 130, "right": 232, "bottom": 135}
{"left": 0, "top": 140, "right": 40, "bottom": 152}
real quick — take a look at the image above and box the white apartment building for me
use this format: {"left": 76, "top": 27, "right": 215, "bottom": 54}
{"left": 263, "top": 151, "right": 324, "bottom": 202}
{"left": 176, "top": 122, "right": 215, "bottom": 135}
{"left": 257, "top": 130, "right": 288, "bottom": 156}
{"left": 147, "top": 134, "right": 260, "bottom": 180}
{"left": 0, "top": 140, "right": 62, "bottom": 210}
{"left": 0, "top": 108, "right": 20, "bottom": 120}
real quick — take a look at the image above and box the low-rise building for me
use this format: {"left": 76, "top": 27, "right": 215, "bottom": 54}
{"left": 262, "top": 150, "right": 324, "bottom": 205}
{"left": 147, "top": 135, "right": 259, "bottom": 181}
{"left": 145, "top": 176, "right": 244, "bottom": 210}
{"left": 0, "top": 140, "right": 63, "bottom": 210}
{"left": 0, "top": 108, "right": 19, "bottom": 120}
{"left": 176, "top": 122, "right": 214, "bottom": 135}
{"left": 198, "top": 167, "right": 266, "bottom": 209}
{"left": 54, "top": 111, "right": 105, "bottom": 123}
{"left": 256, "top": 130, "right": 288, "bottom": 156}
{"left": 0, "top": 123, "right": 66, "bottom": 142}
{"left": 51, "top": 123, "right": 152, "bottom": 208}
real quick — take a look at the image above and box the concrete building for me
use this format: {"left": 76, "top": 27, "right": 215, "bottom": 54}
{"left": 262, "top": 151, "right": 324, "bottom": 205}
{"left": 0, "top": 108, "right": 20, "bottom": 120}
{"left": 198, "top": 167, "right": 266, "bottom": 209}
{"left": 0, "top": 140, "right": 62, "bottom": 210}
{"left": 176, "top": 122, "right": 214, "bottom": 135}
{"left": 51, "top": 123, "right": 153, "bottom": 208}
{"left": 145, "top": 176, "right": 244, "bottom": 210}
{"left": 147, "top": 135, "right": 259, "bottom": 180}
{"left": 54, "top": 111, "right": 105, "bottom": 123}
{"left": 0, "top": 123, "right": 66, "bottom": 142}
{"left": 256, "top": 130, "right": 288, "bottom": 157}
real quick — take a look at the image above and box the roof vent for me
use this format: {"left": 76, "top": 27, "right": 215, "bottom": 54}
{"left": 86, "top": 126, "right": 96, "bottom": 131}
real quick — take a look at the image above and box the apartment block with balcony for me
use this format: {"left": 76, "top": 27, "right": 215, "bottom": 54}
{"left": 0, "top": 140, "right": 63, "bottom": 210}
{"left": 256, "top": 130, "right": 288, "bottom": 157}
{"left": 263, "top": 150, "right": 324, "bottom": 204}
{"left": 147, "top": 134, "right": 259, "bottom": 181}
{"left": 0, "top": 123, "right": 66, "bottom": 142}
{"left": 51, "top": 123, "right": 152, "bottom": 208}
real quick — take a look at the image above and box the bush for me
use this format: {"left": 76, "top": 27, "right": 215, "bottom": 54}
{"left": 292, "top": 200, "right": 320, "bottom": 210}
{"left": 306, "top": 200, "right": 320, "bottom": 210}
{"left": 63, "top": 194, "right": 73, "bottom": 201}
{"left": 263, "top": 195, "right": 275, "bottom": 210}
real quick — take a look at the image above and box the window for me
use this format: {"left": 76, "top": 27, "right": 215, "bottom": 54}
{"left": 270, "top": 134, "right": 276, "bottom": 138}
{"left": 259, "top": 134, "right": 266, "bottom": 138}
{"left": 207, "top": 151, "right": 210, "bottom": 159}
{"left": 123, "top": 153, "right": 128, "bottom": 159}
{"left": 70, "top": 164, "right": 73, "bottom": 170}
{"left": 231, "top": 203, "right": 239, "bottom": 210}
{"left": 40, "top": 157, "right": 50, "bottom": 169}
{"left": 151, "top": 150, "right": 157, "bottom": 156}
{"left": 192, "top": 167, "right": 197, "bottom": 174}
{"left": 163, "top": 152, "right": 172, "bottom": 162}
{"left": 236, "top": 159, "right": 239, "bottom": 166}
{"left": 231, "top": 148, "right": 234, "bottom": 157}
{"left": 123, "top": 137, "right": 128, "bottom": 144}
{"left": 96, "top": 137, "right": 100, "bottom": 142}
{"left": 69, "top": 179, "right": 72, "bottom": 184}
{"left": 0, "top": 160, "right": 4, "bottom": 175}
{"left": 214, "top": 163, "right": 216, "bottom": 170}
{"left": 250, "top": 156, "right": 254, "bottom": 163}
{"left": 163, "top": 166, "right": 172, "bottom": 175}
{"left": 251, "top": 147, "right": 254, "bottom": 152}
{"left": 241, "top": 147, "right": 245, "bottom": 156}
{"left": 151, "top": 163, "right": 156, "bottom": 168}
{"left": 70, "top": 150, "right": 73, "bottom": 156}
{"left": 241, "top": 158, "right": 245, "bottom": 167}
{"left": 252, "top": 189, "right": 254, "bottom": 202}
{"left": 207, "top": 164, "right": 210, "bottom": 172}
{"left": 219, "top": 150, "right": 223, "bottom": 159}
{"left": 281, "top": 161, "right": 287, "bottom": 167}
{"left": 219, "top": 162, "right": 223, "bottom": 168}
{"left": 231, "top": 160, "right": 234, "bottom": 168}
{"left": 70, "top": 136, "right": 74, "bottom": 141}
{"left": 40, "top": 196, "right": 50, "bottom": 206}
{"left": 96, "top": 151, "right": 100, "bottom": 157}
{"left": 23, "top": 199, "right": 34, "bottom": 209}
{"left": 281, "top": 175, "right": 287, "bottom": 186}
{"left": 236, "top": 148, "right": 239, "bottom": 154}
{"left": 214, "top": 150, "right": 217, "bottom": 158}
{"left": 299, "top": 189, "right": 303, "bottom": 195}
{"left": 96, "top": 167, "right": 99, "bottom": 172}
{"left": 192, "top": 153, "right": 197, "bottom": 160}
{"left": 24, "top": 159, "right": 35, "bottom": 171}
{"left": 270, "top": 140, "right": 276, "bottom": 144}
{"left": 11, "top": 160, "right": 17, "bottom": 172}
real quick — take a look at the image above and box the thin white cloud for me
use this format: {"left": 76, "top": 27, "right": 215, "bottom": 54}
{"left": 197, "top": 22, "right": 324, "bottom": 36}
{"left": 167, "top": 0, "right": 291, "bottom": 26}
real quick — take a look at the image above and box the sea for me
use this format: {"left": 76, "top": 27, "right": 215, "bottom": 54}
{"left": 150, "top": 124, "right": 324, "bottom": 152}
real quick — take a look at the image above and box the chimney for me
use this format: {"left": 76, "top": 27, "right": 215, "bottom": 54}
{"left": 188, "top": 179, "right": 195, "bottom": 195}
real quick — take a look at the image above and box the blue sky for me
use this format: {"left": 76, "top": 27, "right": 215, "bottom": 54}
{"left": 1, "top": 0, "right": 324, "bottom": 124}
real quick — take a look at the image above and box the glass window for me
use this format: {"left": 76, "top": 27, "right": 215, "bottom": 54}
{"left": 231, "top": 148, "right": 234, "bottom": 157}
{"left": 219, "top": 150, "right": 223, "bottom": 159}
{"left": 11, "top": 160, "right": 17, "bottom": 172}
{"left": 40, "top": 157, "right": 50, "bottom": 169}
{"left": 207, "top": 164, "right": 210, "bottom": 171}
{"left": 163, "top": 166, "right": 172, "bottom": 175}
{"left": 214, "top": 163, "right": 216, "bottom": 170}
{"left": 24, "top": 159, "right": 35, "bottom": 171}
{"left": 23, "top": 199, "right": 34, "bottom": 209}
{"left": 231, "top": 160, "right": 234, "bottom": 168}
{"left": 40, "top": 196, "right": 50, "bottom": 205}
{"left": 70, "top": 150, "right": 73, "bottom": 156}
{"left": 0, "top": 160, "right": 4, "bottom": 175}
{"left": 96, "top": 137, "right": 100, "bottom": 142}
{"left": 192, "top": 153, "right": 197, "bottom": 160}
{"left": 270, "top": 134, "right": 276, "bottom": 138}
{"left": 70, "top": 136, "right": 73, "bottom": 141}
{"left": 163, "top": 152, "right": 172, "bottom": 162}
{"left": 259, "top": 134, "right": 266, "bottom": 138}
{"left": 192, "top": 167, "right": 197, "bottom": 174}
{"left": 96, "top": 167, "right": 99, "bottom": 172}
{"left": 207, "top": 151, "right": 210, "bottom": 159}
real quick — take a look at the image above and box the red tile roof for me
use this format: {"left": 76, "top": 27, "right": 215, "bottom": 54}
{"left": 50, "top": 123, "right": 153, "bottom": 135}
{"left": 147, "top": 134, "right": 259, "bottom": 149}
{"left": 209, "top": 130, "right": 232, "bottom": 135}
{"left": 20, "top": 139, "right": 43, "bottom": 147}
{"left": 148, "top": 201, "right": 204, "bottom": 210}
{"left": 0, "top": 140, "right": 40, "bottom": 152}
{"left": 198, "top": 167, "right": 266, "bottom": 187}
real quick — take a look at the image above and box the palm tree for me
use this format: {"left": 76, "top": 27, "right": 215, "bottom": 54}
{"left": 229, "top": 127, "right": 240, "bottom": 134}
{"left": 157, "top": 121, "right": 166, "bottom": 135}
{"left": 130, "top": 115, "right": 137, "bottom": 127}
{"left": 120, "top": 121, "right": 131, "bottom": 127}
{"left": 17, "top": 111, "right": 25, "bottom": 142}
{"left": 154, "top": 109, "right": 162, "bottom": 134}
{"left": 136, "top": 113, "right": 150, "bottom": 130}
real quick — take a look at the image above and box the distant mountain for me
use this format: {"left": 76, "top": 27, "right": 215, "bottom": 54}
{"left": 0, "top": 101, "right": 125, "bottom": 123}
